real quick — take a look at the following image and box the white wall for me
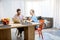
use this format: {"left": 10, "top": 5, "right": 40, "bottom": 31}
{"left": 0, "top": 0, "right": 59, "bottom": 28}
{"left": 25, "top": 0, "right": 54, "bottom": 17}
{"left": 0, "top": 0, "right": 54, "bottom": 18}
{"left": 58, "top": 0, "right": 60, "bottom": 27}
{"left": 54, "top": 0, "right": 60, "bottom": 28}
{"left": 0, "top": 0, "right": 25, "bottom": 19}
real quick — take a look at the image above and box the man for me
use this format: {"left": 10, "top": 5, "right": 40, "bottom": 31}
{"left": 13, "top": 9, "right": 24, "bottom": 38}
{"left": 30, "top": 9, "right": 38, "bottom": 30}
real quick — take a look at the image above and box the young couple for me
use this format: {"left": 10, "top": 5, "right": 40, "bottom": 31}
{"left": 13, "top": 9, "right": 38, "bottom": 38}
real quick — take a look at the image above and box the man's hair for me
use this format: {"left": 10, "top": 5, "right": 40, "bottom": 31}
{"left": 17, "top": 9, "right": 21, "bottom": 12}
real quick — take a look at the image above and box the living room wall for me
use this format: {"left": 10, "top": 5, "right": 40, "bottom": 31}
{"left": 0, "top": 0, "right": 59, "bottom": 28}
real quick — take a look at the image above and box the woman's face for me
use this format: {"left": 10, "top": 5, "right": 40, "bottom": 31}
{"left": 30, "top": 11, "right": 33, "bottom": 16}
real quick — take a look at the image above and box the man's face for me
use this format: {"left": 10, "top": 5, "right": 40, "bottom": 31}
{"left": 17, "top": 11, "right": 21, "bottom": 15}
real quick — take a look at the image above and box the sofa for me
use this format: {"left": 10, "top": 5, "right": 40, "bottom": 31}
{"left": 37, "top": 16, "right": 53, "bottom": 28}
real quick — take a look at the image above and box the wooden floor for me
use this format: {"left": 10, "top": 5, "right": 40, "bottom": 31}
{"left": 11, "top": 28, "right": 60, "bottom": 40}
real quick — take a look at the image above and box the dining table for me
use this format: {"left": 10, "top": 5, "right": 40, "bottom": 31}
{"left": 0, "top": 22, "right": 40, "bottom": 40}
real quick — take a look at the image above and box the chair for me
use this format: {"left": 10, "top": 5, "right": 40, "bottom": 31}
{"left": 12, "top": 18, "right": 20, "bottom": 37}
{"left": 37, "top": 19, "right": 44, "bottom": 40}
{"left": 15, "top": 29, "right": 20, "bottom": 37}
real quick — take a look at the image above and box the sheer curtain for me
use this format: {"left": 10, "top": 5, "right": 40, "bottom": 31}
{"left": 0, "top": 0, "right": 25, "bottom": 19}
{"left": 53, "top": 0, "right": 60, "bottom": 28}
{"left": 0, "top": 0, "right": 55, "bottom": 27}
{"left": 25, "top": 1, "right": 42, "bottom": 17}
{"left": 0, "top": 0, "right": 54, "bottom": 18}
{"left": 25, "top": 0, "right": 54, "bottom": 17}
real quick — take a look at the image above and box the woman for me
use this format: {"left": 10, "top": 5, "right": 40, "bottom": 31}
{"left": 30, "top": 9, "right": 38, "bottom": 30}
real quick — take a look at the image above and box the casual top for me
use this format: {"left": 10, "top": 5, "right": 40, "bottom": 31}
{"left": 13, "top": 14, "right": 23, "bottom": 23}
{"left": 31, "top": 15, "right": 39, "bottom": 29}
{"left": 31, "top": 15, "right": 38, "bottom": 23}
{"left": 14, "top": 14, "right": 23, "bottom": 20}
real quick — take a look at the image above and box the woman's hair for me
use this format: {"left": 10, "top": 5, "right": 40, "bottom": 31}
{"left": 17, "top": 9, "right": 21, "bottom": 12}
{"left": 30, "top": 9, "right": 34, "bottom": 13}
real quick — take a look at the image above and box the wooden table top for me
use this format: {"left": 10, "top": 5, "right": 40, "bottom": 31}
{"left": 0, "top": 22, "right": 40, "bottom": 29}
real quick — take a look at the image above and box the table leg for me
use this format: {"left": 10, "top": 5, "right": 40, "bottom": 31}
{"left": 0, "top": 29, "right": 11, "bottom": 40}
{"left": 24, "top": 26, "right": 35, "bottom": 40}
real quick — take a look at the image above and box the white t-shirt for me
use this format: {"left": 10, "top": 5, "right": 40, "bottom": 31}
{"left": 13, "top": 14, "right": 23, "bottom": 22}
{"left": 14, "top": 14, "right": 23, "bottom": 20}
